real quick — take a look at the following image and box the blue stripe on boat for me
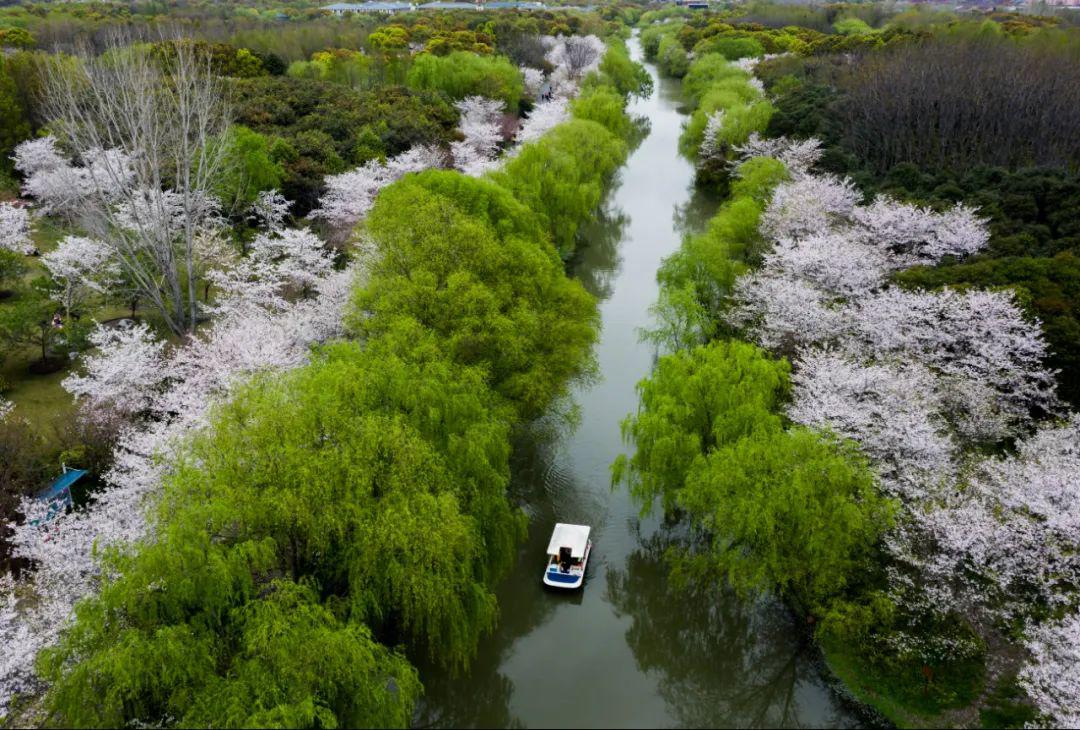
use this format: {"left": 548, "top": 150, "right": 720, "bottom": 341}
{"left": 545, "top": 571, "right": 580, "bottom": 584}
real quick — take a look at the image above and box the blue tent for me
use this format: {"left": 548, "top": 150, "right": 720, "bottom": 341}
{"left": 33, "top": 468, "right": 86, "bottom": 525}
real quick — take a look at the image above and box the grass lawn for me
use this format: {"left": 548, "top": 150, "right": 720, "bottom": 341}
{"left": 1, "top": 347, "right": 73, "bottom": 442}
{"left": 1, "top": 211, "right": 76, "bottom": 444}
{"left": 1, "top": 211, "right": 137, "bottom": 447}
{"left": 822, "top": 635, "right": 986, "bottom": 728}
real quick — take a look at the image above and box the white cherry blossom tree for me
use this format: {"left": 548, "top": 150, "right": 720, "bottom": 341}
{"left": 728, "top": 272, "right": 846, "bottom": 353}
{"left": 310, "top": 145, "right": 443, "bottom": 239}
{"left": 0, "top": 202, "right": 33, "bottom": 255}
{"left": 736, "top": 134, "right": 822, "bottom": 177}
{"left": 1020, "top": 612, "right": 1080, "bottom": 728}
{"left": 249, "top": 189, "right": 291, "bottom": 233}
{"left": 521, "top": 66, "right": 545, "bottom": 98}
{"left": 699, "top": 110, "right": 726, "bottom": 164}
{"left": 929, "top": 415, "right": 1080, "bottom": 611}
{"left": 789, "top": 350, "right": 955, "bottom": 500}
{"left": 39, "top": 236, "right": 120, "bottom": 316}
{"left": 759, "top": 172, "right": 862, "bottom": 240}
{"left": 62, "top": 321, "right": 168, "bottom": 419}
{"left": 210, "top": 228, "right": 335, "bottom": 313}
{"left": 514, "top": 97, "right": 569, "bottom": 145}
{"left": 451, "top": 96, "right": 505, "bottom": 177}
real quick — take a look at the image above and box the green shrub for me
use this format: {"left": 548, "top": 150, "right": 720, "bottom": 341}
{"left": 406, "top": 51, "right": 523, "bottom": 109}
{"left": 657, "top": 34, "right": 690, "bottom": 78}
{"left": 696, "top": 36, "right": 765, "bottom": 61}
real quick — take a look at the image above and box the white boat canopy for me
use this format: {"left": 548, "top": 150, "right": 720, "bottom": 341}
{"left": 547, "top": 523, "right": 591, "bottom": 559}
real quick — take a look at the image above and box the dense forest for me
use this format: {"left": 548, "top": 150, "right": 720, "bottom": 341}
{"left": 1, "top": 1, "right": 1079, "bottom": 728}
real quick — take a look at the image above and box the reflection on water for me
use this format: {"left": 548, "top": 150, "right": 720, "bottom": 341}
{"left": 607, "top": 527, "right": 860, "bottom": 729}
{"left": 415, "top": 36, "right": 858, "bottom": 729}
{"left": 673, "top": 184, "right": 722, "bottom": 239}
{"left": 570, "top": 206, "right": 630, "bottom": 301}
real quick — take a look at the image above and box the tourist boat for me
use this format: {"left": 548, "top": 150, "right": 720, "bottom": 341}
{"left": 543, "top": 523, "right": 592, "bottom": 590}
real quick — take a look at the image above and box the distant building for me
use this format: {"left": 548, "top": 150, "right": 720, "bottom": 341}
{"left": 417, "top": 1, "right": 482, "bottom": 9}
{"left": 323, "top": 2, "right": 415, "bottom": 14}
{"left": 323, "top": 0, "right": 548, "bottom": 12}
{"left": 485, "top": 1, "right": 545, "bottom": 8}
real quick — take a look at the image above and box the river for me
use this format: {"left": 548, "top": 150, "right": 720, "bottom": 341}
{"left": 415, "top": 39, "right": 859, "bottom": 729}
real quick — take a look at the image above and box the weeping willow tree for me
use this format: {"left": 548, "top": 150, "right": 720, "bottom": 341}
{"left": 350, "top": 171, "right": 599, "bottom": 421}
{"left": 39, "top": 340, "right": 524, "bottom": 727}
{"left": 614, "top": 340, "right": 893, "bottom": 612}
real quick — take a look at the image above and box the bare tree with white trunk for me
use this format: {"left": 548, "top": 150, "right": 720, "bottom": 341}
{"left": 37, "top": 34, "right": 232, "bottom": 336}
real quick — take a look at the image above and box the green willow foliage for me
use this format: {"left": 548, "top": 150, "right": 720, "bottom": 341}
{"left": 652, "top": 156, "right": 789, "bottom": 347}
{"left": 614, "top": 339, "right": 791, "bottom": 514}
{"left": 492, "top": 119, "right": 627, "bottom": 258}
{"left": 406, "top": 51, "right": 524, "bottom": 109}
{"left": 38, "top": 342, "right": 512, "bottom": 725}
{"left": 570, "top": 86, "right": 634, "bottom": 141}
{"left": 592, "top": 38, "right": 653, "bottom": 100}
{"left": 657, "top": 34, "right": 690, "bottom": 78}
{"left": 621, "top": 84, "right": 889, "bottom": 611}
{"left": 614, "top": 341, "right": 893, "bottom": 611}
{"left": 38, "top": 40, "right": 649, "bottom": 729}
{"left": 677, "top": 53, "right": 774, "bottom": 162}
{"left": 677, "top": 425, "right": 889, "bottom": 609}
{"left": 215, "top": 124, "right": 284, "bottom": 211}
{"left": 351, "top": 172, "right": 599, "bottom": 421}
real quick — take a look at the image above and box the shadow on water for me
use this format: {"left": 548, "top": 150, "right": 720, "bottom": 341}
{"left": 566, "top": 114, "right": 649, "bottom": 302}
